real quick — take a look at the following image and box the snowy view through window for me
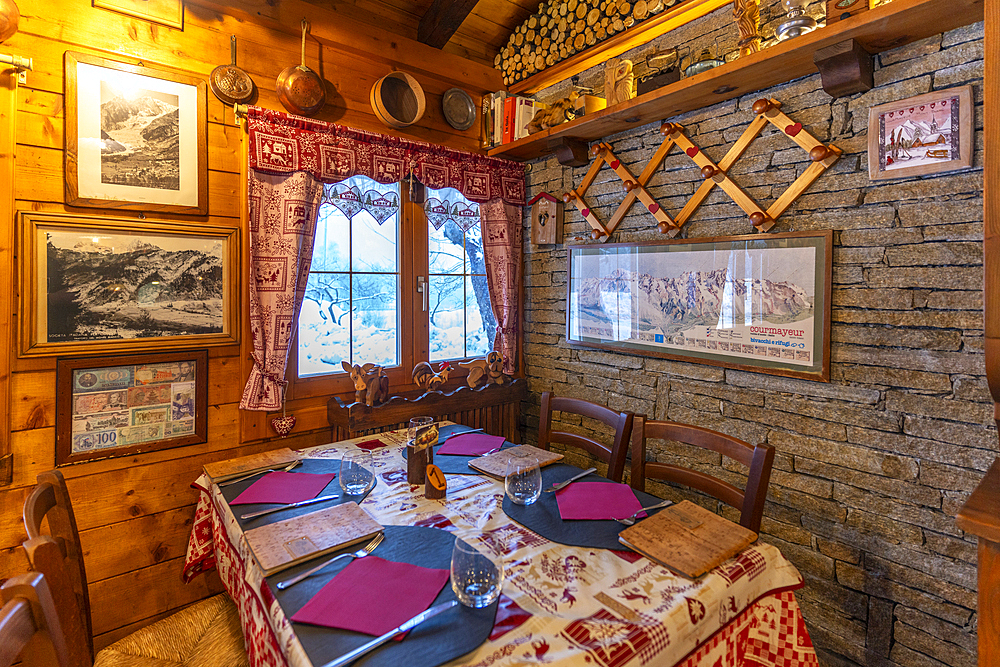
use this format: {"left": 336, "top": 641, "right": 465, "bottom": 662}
{"left": 298, "top": 176, "right": 400, "bottom": 378}
{"left": 427, "top": 187, "right": 494, "bottom": 362}
{"left": 296, "top": 177, "right": 495, "bottom": 379}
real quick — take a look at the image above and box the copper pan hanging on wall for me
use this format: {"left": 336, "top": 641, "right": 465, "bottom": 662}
{"left": 210, "top": 35, "right": 256, "bottom": 105}
{"left": 276, "top": 19, "right": 326, "bottom": 117}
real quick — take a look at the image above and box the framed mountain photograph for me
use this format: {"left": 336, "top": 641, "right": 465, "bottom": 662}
{"left": 19, "top": 212, "right": 238, "bottom": 357}
{"left": 565, "top": 231, "right": 832, "bottom": 382}
{"left": 64, "top": 52, "right": 207, "bottom": 214}
{"left": 868, "top": 86, "right": 973, "bottom": 180}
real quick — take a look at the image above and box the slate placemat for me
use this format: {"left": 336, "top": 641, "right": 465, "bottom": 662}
{"left": 502, "top": 464, "right": 669, "bottom": 550}
{"left": 403, "top": 424, "right": 518, "bottom": 475}
{"left": 269, "top": 525, "right": 498, "bottom": 667}
{"left": 219, "top": 458, "right": 377, "bottom": 531}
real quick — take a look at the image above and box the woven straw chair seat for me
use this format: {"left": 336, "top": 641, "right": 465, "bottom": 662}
{"left": 93, "top": 595, "right": 248, "bottom": 667}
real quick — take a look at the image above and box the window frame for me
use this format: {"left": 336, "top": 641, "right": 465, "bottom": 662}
{"left": 286, "top": 183, "right": 486, "bottom": 400}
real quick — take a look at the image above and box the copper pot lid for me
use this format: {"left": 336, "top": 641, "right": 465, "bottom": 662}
{"left": 211, "top": 36, "right": 255, "bottom": 105}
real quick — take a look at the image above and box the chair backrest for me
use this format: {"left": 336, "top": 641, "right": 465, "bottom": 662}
{"left": 538, "top": 391, "right": 634, "bottom": 483}
{"left": 0, "top": 571, "right": 70, "bottom": 667}
{"left": 22, "top": 470, "right": 94, "bottom": 667}
{"left": 630, "top": 416, "right": 775, "bottom": 533}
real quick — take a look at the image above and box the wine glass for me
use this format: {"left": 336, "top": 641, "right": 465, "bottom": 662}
{"left": 505, "top": 454, "right": 541, "bottom": 505}
{"left": 450, "top": 537, "right": 503, "bottom": 608}
{"left": 339, "top": 449, "right": 374, "bottom": 495}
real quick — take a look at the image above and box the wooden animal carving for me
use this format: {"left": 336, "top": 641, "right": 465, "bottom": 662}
{"left": 412, "top": 361, "right": 452, "bottom": 391}
{"left": 342, "top": 361, "right": 368, "bottom": 404}
{"left": 526, "top": 91, "right": 580, "bottom": 135}
{"left": 605, "top": 59, "right": 635, "bottom": 107}
{"left": 342, "top": 361, "right": 390, "bottom": 406}
{"left": 459, "top": 351, "right": 509, "bottom": 388}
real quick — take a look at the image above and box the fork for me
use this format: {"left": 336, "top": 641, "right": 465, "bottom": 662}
{"left": 276, "top": 532, "right": 385, "bottom": 590}
{"left": 220, "top": 460, "right": 301, "bottom": 487}
{"left": 544, "top": 467, "right": 598, "bottom": 493}
{"left": 614, "top": 500, "right": 674, "bottom": 526}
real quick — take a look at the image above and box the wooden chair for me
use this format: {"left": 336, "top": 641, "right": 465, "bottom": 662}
{"left": 23, "top": 470, "right": 249, "bottom": 667}
{"left": 629, "top": 416, "right": 775, "bottom": 533}
{"left": 538, "top": 391, "right": 634, "bottom": 483}
{"left": 1, "top": 571, "right": 69, "bottom": 667}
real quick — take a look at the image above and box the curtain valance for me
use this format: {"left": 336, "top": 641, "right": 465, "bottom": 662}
{"left": 246, "top": 106, "right": 527, "bottom": 206}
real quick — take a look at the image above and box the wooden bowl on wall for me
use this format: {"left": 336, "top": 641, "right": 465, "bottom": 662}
{"left": 370, "top": 71, "right": 426, "bottom": 129}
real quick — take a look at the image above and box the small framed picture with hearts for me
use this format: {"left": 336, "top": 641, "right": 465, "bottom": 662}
{"left": 868, "top": 86, "right": 973, "bottom": 180}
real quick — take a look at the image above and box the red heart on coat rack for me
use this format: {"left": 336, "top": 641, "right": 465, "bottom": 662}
{"left": 686, "top": 147, "right": 699, "bottom": 157}
{"left": 582, "top": 208, "right": 591, "bottom": 217}
{"left": 785, "top": 123, "right": 802, "bottom": 136}
{"left": 610, "top": 159, "right": 621, "bottom": 169}
{"left": 648, "top": 203, "right": 660, "bottom": 213}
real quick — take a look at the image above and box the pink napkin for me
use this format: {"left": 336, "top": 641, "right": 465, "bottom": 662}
{"left": 555, "top": 482, "right": 645, "bottom": 521}
{"left": 437, "top": 433, "right": 505, "bottom": 456}
{"left": 355, "top": 438, "right": 390, "bottom": 451}
{"left": 230, "top": 471, "right": 336, "bottom": 505}
{"left": 291, "top": 556, "right": 449, "bottom": 637}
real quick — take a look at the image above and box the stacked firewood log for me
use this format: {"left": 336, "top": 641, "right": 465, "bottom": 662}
{"left": 494, "top": 0, "right": 676, "bottom": 86}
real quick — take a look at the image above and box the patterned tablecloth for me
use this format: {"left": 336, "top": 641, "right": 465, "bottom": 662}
{"left": 184, "top": 428, "right": 818, "bottom": 667}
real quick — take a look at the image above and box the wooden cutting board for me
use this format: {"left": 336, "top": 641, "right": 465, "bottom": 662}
{"left": 244, "top": 502, "right": 382, "bottom": 576}
{"left": 204, "top": 448, "right": 299, "bottom": 482}
{"left": 468, "top": 444, "right": 563, "bottom": 479}
{"left": 617, "top": 500, "right": 757, "bottom": 579}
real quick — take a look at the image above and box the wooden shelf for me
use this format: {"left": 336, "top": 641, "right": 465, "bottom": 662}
{"left": 489, "top": 0, "right": 984, "bottom": 162}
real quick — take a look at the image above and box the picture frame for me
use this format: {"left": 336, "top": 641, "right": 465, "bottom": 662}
{"left": 56, "top": 350, "right": 208, "bottom": 465}
{"left": 65, "top": 51, "right": 207, "bottom": 214}
{"left": 867, "top": 85, "right": 973, "bottom": 180}
{"left": 92, "top": 0, "right": 184, "bottom": 30}
{"left": 19, "top": 211, "right": 239, "bottom": 357}
{"left": 565, "top": 230, "right": 832, "bottom": 382}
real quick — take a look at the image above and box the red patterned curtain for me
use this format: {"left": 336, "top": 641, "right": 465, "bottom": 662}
{"left": 241, "top": 107, "right": 526, "bottom": 411}
{"left": 480, "top": 199, "right": 523, "bottom": 374}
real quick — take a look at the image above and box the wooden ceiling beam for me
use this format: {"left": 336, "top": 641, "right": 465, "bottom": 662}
{"left": 418, "top": 0, "right": 481, "bottom": 49}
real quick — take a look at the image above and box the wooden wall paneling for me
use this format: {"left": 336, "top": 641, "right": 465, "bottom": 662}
{"left": 88, "top": 556, "right": 225, "bottom": 636}
{"left": 0, "top": 66, "right": 15, "bottom": 485}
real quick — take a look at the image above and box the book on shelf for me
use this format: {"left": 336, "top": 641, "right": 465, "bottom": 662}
{"left": 468, "top": 444, "right": 564, "bottom": 479}
{"left": 203, "top": 447, "right": 299, "bottom": 483}
{"left": 243, "top": 502, "right": 383, "bottom": 576}
{"left": 617, "top": 500, "right": 758, "bottom": 579}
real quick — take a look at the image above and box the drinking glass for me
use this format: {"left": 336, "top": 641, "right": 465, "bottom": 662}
{"left": 505, "top": 454, "right": 541, "bottom": 505}
{"left": 451, "top": 537, "right": 503, "bottom": 608}
{"left": 339, "top": 449, "right": 374, "bottom": 495}
{"left": 409, "top": 416, "right": 438, "bottom": 450}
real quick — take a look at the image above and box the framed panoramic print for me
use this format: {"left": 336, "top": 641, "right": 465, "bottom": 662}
{"left": 64, "top": 52, "right": 207, "bottom": 214}
{"left": 56, "top": 350, "right": 208, "bottom": 465}
{"left": 93, "top": 0, "right": 183, "bottom": 29}
{"left": 19, "top": 211, "right": 239, "bottom": 357}
{"left": 868, "top": 86, "right": 973, "bottom": 180}
{"left": 565, "top": 230, "right": 832, "bottom": 381}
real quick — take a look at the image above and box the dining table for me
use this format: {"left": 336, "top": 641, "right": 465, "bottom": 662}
{"left": 183, "top": 423, "right": 819, "bottom": 667}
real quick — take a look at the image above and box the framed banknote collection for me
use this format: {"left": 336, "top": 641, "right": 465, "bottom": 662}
{"left": 56, "top": 350, "right": 208, "bottom": 464}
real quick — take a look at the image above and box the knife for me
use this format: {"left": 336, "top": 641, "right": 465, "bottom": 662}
{"left": 544, "top": 467, "right": 598, "bottom": 493}
{"left": 239, "top": 494, "right": 340, "bottom": 520}
{"left": 320, "top": 599, "right": 459, "bottom": 667}
{"left": 438, "top": 427, "right": 485, "bottom": 443}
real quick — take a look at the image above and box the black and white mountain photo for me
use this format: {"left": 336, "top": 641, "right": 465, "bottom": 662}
{"left": 99, "top": 80, "right": 180, "bottom": 191}
{"left": 45, "top": 231, "right": 224, "bottom": 342}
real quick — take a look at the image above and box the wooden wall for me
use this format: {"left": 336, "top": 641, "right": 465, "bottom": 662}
{"left": 0, "top": 0, "right": 501, "bottom": 649}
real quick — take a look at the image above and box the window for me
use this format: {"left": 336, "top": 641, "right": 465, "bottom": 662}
{"left": 293, "top": 176, "right": 493, "bottom": 393}
{"left": 426, "top": 187, "right": 495, "bottom": 362}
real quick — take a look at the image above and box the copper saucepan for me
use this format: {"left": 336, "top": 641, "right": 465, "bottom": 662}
{"left": 276, "top": 19, "right": 326, "bottom": 117}
{"left": 210, "top": 35, "right": 256, "bottom": 106}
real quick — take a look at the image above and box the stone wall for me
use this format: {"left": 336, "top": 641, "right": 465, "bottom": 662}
{"left": 520, "top": 11, "right": 989, "bottom": 667}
